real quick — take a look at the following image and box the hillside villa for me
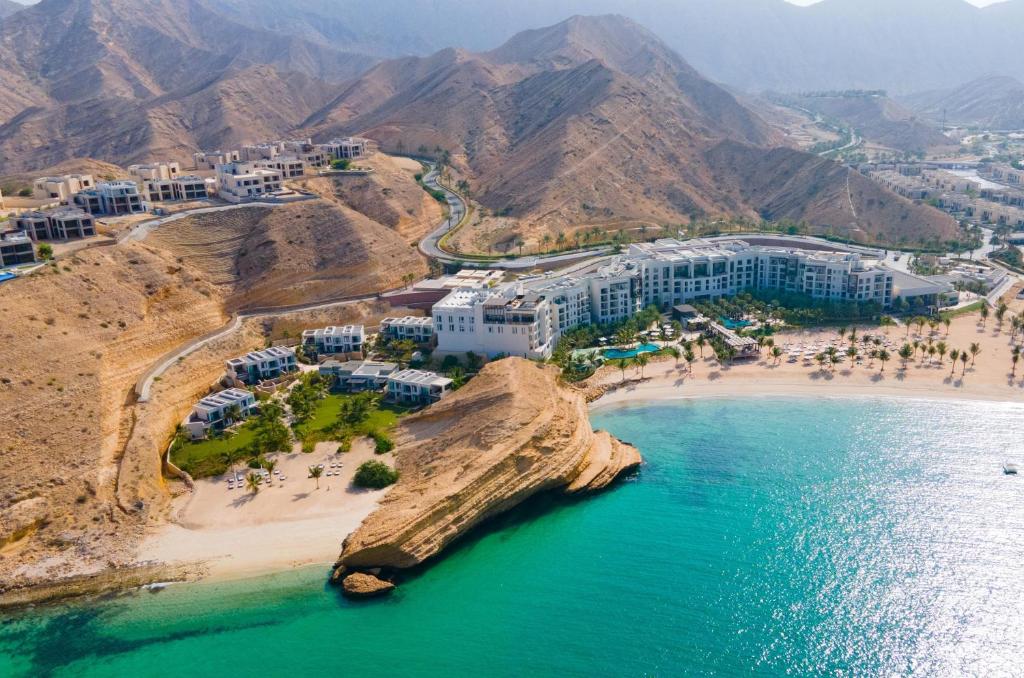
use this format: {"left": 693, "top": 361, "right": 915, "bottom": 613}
{"left": 386, "top": 369, "right": 454, "bottom": 405}
{"left": 0, "top": 230, "right": 36, "bottom": 267}
{"left": 302, "top": 325, "right": 365, "bottom": 357}
{"left": 32, "top": 174, "right": 94, "bottom": 202}
{"left": 185, "top": 388, "right": 257, "bottom": 440}
{"left": 215, "top": 162, "right": 284, "bottom": 202}
{"left": 379, "top": 316, "right": 434, "bottom": 344}
{"left": 14, "top": 208, "right": 96, "bottom": 240}
{"left": 319, "top": 359, "right": 398, "bottom": 392}
{"left": 72, "top": 181, "right": 145, "bottom": 216}
{"left": 226, "top": 347, "right": 298, "bottom": 384}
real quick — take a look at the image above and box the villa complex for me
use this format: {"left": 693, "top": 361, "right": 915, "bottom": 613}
{"left": 434, "top": 239, "right": 948, "bottom": 360}
{"left": 129, "top": 162, "right": 210, "bottom": 202}
{"left": 225, "top": 347, "right": 298, "bottom": 384}
{"left": 185, "top": 388, "right": 257, "bottom": 439}
{"left": 72, "top": 181, "right": 145, "bottom": 216}
{"left": 215, "top": 162, "right": 284, "bottom": 202}
{"left": 14, "top": 208, "right": 96, "bottom": 240}
{"left": 319, "top": 360, "right": 398, "bottom": 392}
{"left": 302, "top": 325, "right": 365, "bottom": 356}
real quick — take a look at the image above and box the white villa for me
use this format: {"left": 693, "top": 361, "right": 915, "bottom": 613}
{"left": 386, "top": 369, "right": 453, "bottom": 405}
{"left": 0, "top": 230, "right": 36, "bottom": 267}
{"left": 433, "top": 285, "right": 556, "bottom": 360}
{"left": 186, "top": 388, "right": 257, "bottom": 439}
{"left": 379, "top": 316, "right": 434, "bottom": 344}
{"left": 215, "top": 162, "right": 283, "bottom": 202}
{"left": 128, "top": 162, "right": 210, "bottom": 202}
{"left": 72, "top": 181, "right": 145, "bottom": 216}
{"left": 226, "top": 346, "right": 298, "bottom": 384}
{"left": 319, "top": 360, "right": 397, "bottom": 392}
{"left": 14, "top": 208, "right": 96, "bottom": 240}
{"left": 32, "top": 174, "right": 94, "bottom": 202}
{"left": 302, "top": 325, "right": 365, "bottom": 356}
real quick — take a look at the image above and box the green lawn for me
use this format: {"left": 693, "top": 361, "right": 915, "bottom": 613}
{"left": 939, "top": 300, "right": 986, "bottom": 321}
{"left": 171, "top": 423, "right": 257, "bottom": 479}
{"left": 294, "top": 393, "right": 405, "bottom": 440}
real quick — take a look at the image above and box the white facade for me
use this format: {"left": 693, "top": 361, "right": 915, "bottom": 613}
{"left": 225, "top": 347, "right": 298, "bottom": 384}
{"left": 215, "top": 162, "right": 283, "bottom": 202}
{"left": 302, "top": 325, "right": 365, "bottom": 356}
{"left": 319, "top": 360, "right": 397, "bottom": 391}
{"left": 379, "top": 316, "right": 434, "bottom": 344}
{"left": 187, "top": 388, "right": 257, "bottom": 439}
{"left": 386, "top": 369, "right": 453, "bottom": 405}
{"left": 433, "top": 284, "right": 557, "bottom": 360}
{"left": 33, "top": 174, "right": 94, "bottom": 202}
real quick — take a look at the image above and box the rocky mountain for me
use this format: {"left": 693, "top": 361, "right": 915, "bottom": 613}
{"left": 903, "top": 76, "right": 1024, "bottom": 131}
{"left": 0, "top": 0, "right": 24, "bottom": 19}
{"left": 304, "top": 15, "right": 957, "bottom": 248}
{"left": 0, "top": 0, "right": 376, "bottom": 171}
{"left": 776, "top": 92, "right": 952, "bottom": 153}
{"left": 203, "top": 0, "right": 1024, "bottom": 94}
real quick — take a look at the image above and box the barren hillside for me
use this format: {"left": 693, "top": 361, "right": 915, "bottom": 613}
{"left": 903, "top": 76, "right": 1024, "bottom": 131}
{"left": 305, "top": 14, "right": 961, "bottom": 250}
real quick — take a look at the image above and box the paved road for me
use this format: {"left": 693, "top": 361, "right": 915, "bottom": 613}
{"left": 134, "top": 291, "right": 387, "bottom": 402}
{"left": 416, "top": 161, "right": 610, "bottom": 270}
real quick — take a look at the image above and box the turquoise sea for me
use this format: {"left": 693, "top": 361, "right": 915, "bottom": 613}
{"left": 2, "top": 396, "right": 1023, "bottom": 677}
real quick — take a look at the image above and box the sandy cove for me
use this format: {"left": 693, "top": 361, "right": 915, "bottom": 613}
{"left": 591, "top": 310, "right": 1024, "bottom": 411}
{"left": 136, "top": 439, "right": 392, "bottom": 582}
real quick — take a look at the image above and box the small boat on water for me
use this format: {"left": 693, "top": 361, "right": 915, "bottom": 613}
{"left": 1003, "top": 463, "right": 1019, "bottom": 475}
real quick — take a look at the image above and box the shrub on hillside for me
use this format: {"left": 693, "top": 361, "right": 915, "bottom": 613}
{"left": 353, "top": 460, "right": 399, "bottom": 489}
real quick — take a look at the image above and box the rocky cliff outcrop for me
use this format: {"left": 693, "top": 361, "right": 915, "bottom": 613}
{"left": 335, "top": 358, "right": 640, "bottom": 583}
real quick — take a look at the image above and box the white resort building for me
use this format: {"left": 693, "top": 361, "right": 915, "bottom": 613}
{"left": 319, "top": 360, "right": 398, "bottom": 392}
{"left": 302, "top": 325, "right": 365, "bottom": 356}
{"left": 32, "top": 174, "right": 94, "bottom": 202}
{"left": 318, "top": 137, "right": 370, "bottom": 159}
{"left": 13, "top": 208, "right": 96, "bottom": 240}
{"left": 225, "top": 347, "right": 298, "bottom": 384}
{"left": 73, "top": 181, "right": 145, "bottom": 216}
{"left": 129, "top": 162, "right": 210, "bottom": 202}
{"left": 186, "top": 388, "right": 257, "bottom": 439}
{"left": 379, "top": 316, "right": 434, "bottom": 344}
{"left": 433, "top": 285, "right": 557, "bottom": 360}
{"left": 0, "top": 230, "right": 36, "bottom": 267}
{"left": 386, "top": 369, "right": 454, "bottom": 405}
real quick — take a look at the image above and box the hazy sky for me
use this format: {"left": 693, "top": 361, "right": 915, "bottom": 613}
{"left": 786, "top": 0, "right": 1005, "bottom": 5}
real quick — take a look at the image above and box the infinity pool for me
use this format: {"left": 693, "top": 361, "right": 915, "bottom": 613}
{"left": 602, "top": 343, "right": 661, "bottom": 359}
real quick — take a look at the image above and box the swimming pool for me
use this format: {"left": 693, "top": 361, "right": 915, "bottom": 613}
{"left": 719, "top": 317, "right": 753, "bottom": 330}
{"left": 602, "top": 343, "right": 661, "bottom": 359}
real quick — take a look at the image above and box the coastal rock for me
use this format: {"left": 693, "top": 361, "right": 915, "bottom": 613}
{"left": 341, "top": 572, "right": 395, "bottom": 598}
{"left": 338, "top": 358, "right": 641, "bottom": 571}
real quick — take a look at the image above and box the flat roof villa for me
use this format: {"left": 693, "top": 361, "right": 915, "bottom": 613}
{"left": 194, "top": 150, "right": 240, "bottom": 170}
{"left": 215, "top": 162, "right": 284, "bottom": 203}
{"left": 0, "top": 230, "right": 36, "bottom": 267}
{"left": 318, "top": 137, "right": 371, "bottom": 159}
{"left": 72, "top": 181, "right": 145, "bottom": 216}
{"left": 386, "top": 369, "right": 453, "bottom": 405}
{"left": 226, "top": 346, "right": 298, "bottom": 384}
{"left": 13, "top": 207, "right": 95, "bottom": 241}
{"left": 433, "top": 284, "right": 557, "bottom": 360}
{"left": 379, "top": 316, "right": 434, "bottom": 344}
{"left": 186, "top": 388, "right": 257, "bottom": 440}
{"left": 302, "top": 325, "right": 365, "bottom": 356}
{"left": 319, "top": 360, "right": 397, "bottom": 391}
{"left": 32, "top": 174, "right": 94, "bottom": 202}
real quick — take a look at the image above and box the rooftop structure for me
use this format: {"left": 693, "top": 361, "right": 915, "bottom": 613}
{"left": 386, "top": 369, "right": 453, "bottom": 405}
{"left": 379, "top": 316, "right": 434, "bottom": 344}
{"left": 72, "top": 181, "right": 145, "bottom": 216}
{"left": 225, "top": 346, "right": 298, "bottom": 384}
{"left": 433, "top": 284, "right": 556, "bottom": 359}
{"left": 186, "top": 388, "right": 257, "bottom": 439}
{"left": 194, "top": 150, "right": 240, "bottom": 170}
{"left": 318, "top": 137, "right": 371, "bottom": 160}
{"left": 215, "top": 162, "right": 283, "bottom": 202}
{"left": 319, "top": 359, "right": 397, "bottom": 391}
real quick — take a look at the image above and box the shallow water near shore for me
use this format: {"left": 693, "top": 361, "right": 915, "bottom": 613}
{"left": 3, "top": 396, "right": 1023, "bottom": 677}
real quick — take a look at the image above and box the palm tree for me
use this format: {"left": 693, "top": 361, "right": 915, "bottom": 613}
{"left": 846, "top": 345, "right": 857, "bottom": 365}
{"left": 936, "top": 341, "right": 947, "bottom": 365}
{"left": 980, "top": 304, "right": 990, "bottom": 326}
{"left": 308, "top": 465, "right": 323, "bottom": 489}
{"left": 634, "top": 353, "right": 650, "bottom": 379}
{"left": 815, "top": 352, "right": 827, "bottom": 371}
{"left": 771, "top": 346, "right": 784, "bottom": 365}
{"left": 616, "top": 326, "right": 638, "bottom": 348}
{"left": 848, "top": 327, "right": 857, "bottom": 344}
{"left": 696, "top": 336, "right": 706, "bottom": 358}
{"left": 613, "top": 358, "right": 629, "bottom": 382}
{"left": 837, "top": 326, "right": 848, "bottom": 342}
{"left": 960, "top": 351, "right": 969, "bottom": 375}
{"left": 915, "top": 316, "right": 927, "bottom": 337}
{"left": 826, "top": 346, "right": 839, "bottom": 371}
{"left": 927, "top": 345, "right": 936, "bottom": 365}
{"left": 878, "top": 349, "right": 890, "bottom": 373}
{"left": 943, "top": 317, "right": 952, "bottom": 337}
{"left": 949, "top": 349, "right": 960, "bottom": 376}
{"left": 1011, "top": 347, "right": 1021, "bottom": 377}
{"left": 898, "top": 343, "right": 914, "bottom": 369}
{"left": 969, "top": 342, "right": 981, "bottom": 367}
{"left": 684, "top": 348, "right": 695, "bottom": 373}
{"left": 667, "top": 346, "right": 681, "bottom": 369}
{"left": 246, "top": 472, "right": 262, "bottom": 494}
{"left": 995, "top": 302, "right": 1008, "bottom": 327}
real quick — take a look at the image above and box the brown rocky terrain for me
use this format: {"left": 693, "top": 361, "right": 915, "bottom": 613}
{"left": 0, "top": 0, "right": 377, "bottom": 171}
{"left": 335, "top": 358, "right": 641, "bottom": 584}
{"left": 903, "top": 76, "right": 1024, "bottom": 131}
{"left": 304, "top": 15, "right": 960, "bottom": 250}
{"left": 0, "top": 153, "right": 437, "bottom": 595}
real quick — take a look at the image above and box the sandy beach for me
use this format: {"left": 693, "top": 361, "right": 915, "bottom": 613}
{"left": 591, "top": 305, "right": 1024, "bottom": 412}
{"left": 137, "top": 439, "right": 391, "bottom": 581}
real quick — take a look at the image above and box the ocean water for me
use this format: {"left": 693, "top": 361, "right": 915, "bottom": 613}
{"left": 2, "top": 396, "right": 1023, "bottom": 677}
